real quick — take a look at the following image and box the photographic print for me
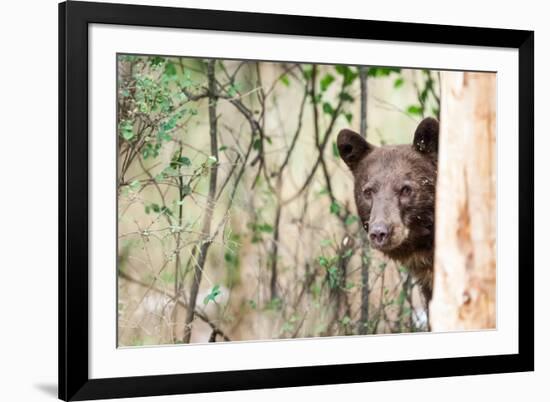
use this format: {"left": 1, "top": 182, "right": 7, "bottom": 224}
{"left": 60, "top": 3, "right": 533, "bottom": 399}
{"left": 116, "top": 55, "right": 496, "bottom": 346}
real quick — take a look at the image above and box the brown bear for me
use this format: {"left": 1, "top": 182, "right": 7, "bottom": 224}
{"left": 337, "top": 117, "right": 439, "bottom": 301}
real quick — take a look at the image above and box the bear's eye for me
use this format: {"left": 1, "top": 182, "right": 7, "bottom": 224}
{"left": 400, "top": 185, "right": 412, "bottom": 197}
{"left": 363, "top": 187, "right": 374, "bottom": 198}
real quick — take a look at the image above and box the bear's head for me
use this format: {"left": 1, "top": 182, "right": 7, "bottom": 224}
{"left": 337, "top": 117, "right": 439, "bottom": 260}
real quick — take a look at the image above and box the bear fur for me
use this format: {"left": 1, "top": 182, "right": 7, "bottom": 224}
{"left": 337, "top": 117, "right": 439, "bottom": 301}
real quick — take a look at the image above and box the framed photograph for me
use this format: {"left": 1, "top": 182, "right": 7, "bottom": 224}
{"left": 59, "top": 1, "right": 534, "bottom": 400}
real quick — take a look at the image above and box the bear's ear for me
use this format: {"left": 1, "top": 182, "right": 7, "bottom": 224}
{"left": 413, "top": 117, "right": 439, "bottom": 155}
{"left": 337, "top": 129, "right": 373, "bottom": 171}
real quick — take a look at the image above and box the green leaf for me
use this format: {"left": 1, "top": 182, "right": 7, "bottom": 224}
{"left": 394, "top": 77, "right": 404, "bottom": 88}
{"left": 335, "top": 65, "right": 347, "bottom": 75}
{"left": 119, "top": 55, "right": 138, "bottom": 63}
{"left": 322, "top": 102, "right": 334, "bottom": 116}
{"left": 420, "top": 87, "right": 429, "bottom": 103}
{"left": 147, "top": 203, "right": 172, "bottom": 216}
{"left": 119, "top": 121, "right": 134, "bottom": 141}
{"left": 407, "top": 105, "right": 423, "bottom": 116}
{"left": 181, "top": 156, "right": 191, "bottom": 166}
{"left": 161, "top": 115, "right": 180, "bottom": 133}
{"left": 171, "top": 156, "right": 192, "bottom": 167}
{"left": 318, "top": 256, "right": 329, "bottom": 267}
{"left": 227, "top": 83, "right": 241, "bottom": 97}
{"left": 154, "top": 172, "right": 165, "bottom": 182}
{"left": 330, "top": 201, "right": 341, "bottom": 215}
{"left": 344, "top": 112, "right": 353, "bottom": 124}
{"left": 320, "top": 73, "right": 335, "bottom": 92}
{"left": 203, "top": 284, "right": 222, "bottom": 305}
{"left": 257, "top": 223, "right": 273, "bottom": 233}
{"left": 181, "top": 69, "right": 193, "bottom": 88}
{"left": 207, "top": 155, "right": 217, "bottom": 166}
{"left": 266, "top": 297, "right": 282, "bottom": 311}
{"left": 368, "top": 67, "right": 401, "bottom": 77}
{"left": 158, "top": 130, "right": 172, "bottom": 142}
{"left": 398, "top": 289, "right": 407, "bottom": 306}
{"left": 328, "top": 266, "right": 340, "bottom": 288}
{"left": 162, "top": 166, "right": 179, "bottom": 177}
{"left": 141, "top": 143, "right": 153, "bottom": 159}
{"left": 318, "top": 187, "right": 329, "bottom": 196}
{"left": 253, "top": 138, "right": 262, "bottom": 151}
{"left": 129, "top": 180, "right": 140, "bottom": 191}
{"left": 344, "top": 215, "right": 358, "bottom": 225}
{"left": 335, "top": 65, "right": 358, "bottom": 86}
{"left": 164, "top": 62, "right": 177, "bottom": 77}
{"left": 219, "top": 145, "right": 228, "bottom": 152}
{"left": 342, "top": 248, "right": 353, "bottom": 259}
{"left": 339, "top": 92, "right": 354, "bottom": 102}
{"left": 332, "top": 141, "right": 340, "bottom": 158}
{"left": 150, "top": 56, "right": 165, "bottom": 66}
{"left": 362, "top": 254, "right": 371, "bottom": 266}
{"left": 280, "top": 74, "right": 290, "bottom": 86}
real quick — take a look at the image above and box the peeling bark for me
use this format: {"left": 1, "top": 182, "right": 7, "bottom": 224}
{"left": 430, "top": 72, "right": 496, "bottom": 331}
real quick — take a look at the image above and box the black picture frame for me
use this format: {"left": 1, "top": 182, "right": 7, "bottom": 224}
{"left": 59, "top": 1, "right": 534, "bottom": 400}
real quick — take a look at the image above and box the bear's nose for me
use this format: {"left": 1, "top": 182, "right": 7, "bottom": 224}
{"left": 369, "top": 223, "right": 391, "bottom": 247}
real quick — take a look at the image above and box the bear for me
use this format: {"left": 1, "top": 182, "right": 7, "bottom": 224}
{"left": 337, "top": 117, "right": 439, "bottom": 301}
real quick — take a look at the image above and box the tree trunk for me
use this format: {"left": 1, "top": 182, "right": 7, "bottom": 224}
{"left": 430, "top": 72, "right": 497, "bottom": 331}
{"left": 181, "top": 60, "right": 219, "bottom": 343}
{"left": 358, "top": 66, "right": 370, "bottom": 335}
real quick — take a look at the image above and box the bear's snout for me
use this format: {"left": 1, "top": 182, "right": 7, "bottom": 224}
{"left": 369, "top": 222, "right": 392, "bottom": 248}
